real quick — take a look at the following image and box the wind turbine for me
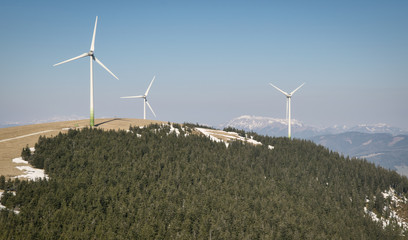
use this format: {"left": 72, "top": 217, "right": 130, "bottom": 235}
{"left": 269, "top": 82, "right": 305, "bottom": 139}
{"left": 53, "top": 16, "right": 119, "bottom": 127}
{"left": 121, "top": 76, "right": 157, "bottom": 120}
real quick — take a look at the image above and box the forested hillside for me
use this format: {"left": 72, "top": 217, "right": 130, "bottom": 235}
{"left": 1, "top": 124, "right": 408, "bottom": 239}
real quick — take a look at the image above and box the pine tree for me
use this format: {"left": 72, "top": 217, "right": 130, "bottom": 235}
{"left": 21, "top": 144, "right": 31, "bottom": 161}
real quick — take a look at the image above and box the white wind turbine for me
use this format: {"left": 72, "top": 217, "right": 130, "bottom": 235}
{"left": 269, "top": 82, "right": 305, "bottom": 139}
{"left": 53, "top": 16, "right": 119, "bottom": 127}
{"left": 121, "top": 76, "right": 157, "bottom": 120}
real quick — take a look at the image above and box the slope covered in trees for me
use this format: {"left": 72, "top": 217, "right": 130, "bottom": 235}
{"left": 1, "top": 124, "right": 408, "bottom": 239}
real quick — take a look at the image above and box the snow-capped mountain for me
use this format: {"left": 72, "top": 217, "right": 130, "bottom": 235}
{"left": 347, "top": 124, "right": 408, "bottom": 136}
{"left": 222, "top": 115, "right": 319, "bottom": 138}
{"left": 222, "top": 115, "right": 408, "bottom": 138}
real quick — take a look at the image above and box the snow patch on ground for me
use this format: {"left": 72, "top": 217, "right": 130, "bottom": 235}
{"left": 15, "top": 165, "right": 49, "bottom": 180}
{"left": 0, "top": 191, "right": 5, "bottom": 211}
{"left": 12, "top": 147, "right": 48, "bottom": 181}
{"left": 245, "top": 135, "right": 262, "bottom": 146}
{"left": 196, "top": 128, "right": 223, "bottom": 143}
{"left": 382, "top": 188, "right": 408, "bottom": 205}
{"left": 128, "top": 124, "right": 188, "bottom": 138}
{"left": 195, "top": 128, "right": 273, "bottom": 149}
{"left": 362, "top": 139, "right": 372, "bottom": 146}
{"left": 364, "top": 187, "right": 408, "bottom": 231}
{"left": 364, "top": 206, "right": 385, "bottom": 226}
{"left": 169, "top": 124, "right": 181, "bottom": 136}
{"left": 0, "top": 191, "right": 19, "bottom": 214}
{"left": 12, "top": 157, "right": 29, "bottom": 164}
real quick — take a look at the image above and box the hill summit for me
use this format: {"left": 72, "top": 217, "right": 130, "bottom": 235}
{"left": 1, "top": 123, "right": 408, "bottom": 239}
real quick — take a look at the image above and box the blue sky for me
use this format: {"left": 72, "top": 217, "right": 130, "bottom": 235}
{"left": 1, "top": 1, "right": 407, "bottom": 129}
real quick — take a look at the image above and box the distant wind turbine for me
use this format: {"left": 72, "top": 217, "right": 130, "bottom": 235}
{"left": 269, "top": 82, "right": 305, "bottom": 139}
{"left": 121, "top": 76, "right": 157, "bottom": 120}
{"left": 53, "top": 16, "right": 119, "bottom": 127}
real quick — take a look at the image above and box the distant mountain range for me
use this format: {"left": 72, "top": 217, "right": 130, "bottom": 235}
{"left": 222, "top": 115, "right": 408, "bottom": 176}
{"left": 310, "top": 132, "right": 408, "bottom": 173}
{"left": 222, "top": 115, "right": 408, "bottom": 138}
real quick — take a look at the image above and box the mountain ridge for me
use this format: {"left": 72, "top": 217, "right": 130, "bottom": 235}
{"left": 222, "top": 115, "right": 408, "bottom": 176}
{"left": 222, "top": 115, "right": 408, "bottom": 137}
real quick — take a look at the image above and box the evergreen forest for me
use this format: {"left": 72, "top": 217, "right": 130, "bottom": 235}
{"left": 1, "top": 124, "right": 408, "bottom": 239}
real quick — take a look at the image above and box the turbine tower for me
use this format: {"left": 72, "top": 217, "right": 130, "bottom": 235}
{"left": 121, "top": 76, "right": 157, "bottom": 120}
{"left": 269, "top": 82, "right": 305, "bottom": 139}
{"left": 53, "top": 16, "right": 119, "bottom": 127}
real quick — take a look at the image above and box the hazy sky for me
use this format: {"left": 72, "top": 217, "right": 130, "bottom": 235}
{"left": 1, "top": 1, "right": 407, "bottom": 129}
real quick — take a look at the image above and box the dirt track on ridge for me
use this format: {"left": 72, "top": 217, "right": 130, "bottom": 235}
{"left": 0, "top": 118, "right": 164, "bottom": 178}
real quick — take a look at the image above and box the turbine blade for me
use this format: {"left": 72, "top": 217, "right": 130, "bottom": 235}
{"left": 145, "top": 76, "right": 156, "bottom": 96}
{"left": 269, "top": 83, "right": 289, "bottom": 96}
{"left": 94, "top": 57, "right": 119, "bottom": 80}
{"left": 120, "top": 95, "right": 144, "bottom": 99}
{"left": 90, "top": 16, "right": 98, "bottom": 51}
{"left": 146, "top": 101, "right": 156, "bottom": 117}
{"left": 53, "top": 53, "right": 88, "bottom": 66}
{"left": 290, "top": 83, "right": 305, "bottom": 95}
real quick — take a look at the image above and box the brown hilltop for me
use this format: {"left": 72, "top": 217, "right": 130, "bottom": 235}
{"left": 0, "top": 118, "right": 165, "bottom": 178}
